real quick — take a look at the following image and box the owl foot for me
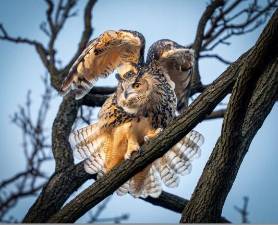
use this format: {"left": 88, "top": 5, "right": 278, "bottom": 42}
{"left": 144, "top": 128, "right": 163, "bottom": 143}
{"left": 138, "top": 147, "right": 144, "bottom": 156}
{"left": 144, "top": 136, "right": 150, "bottom": 143}
{"left": 97, "top": 170, "right": 105, "bottom": 179}
{"left": 124, "top": 145, "right": 140, "bottom": 160}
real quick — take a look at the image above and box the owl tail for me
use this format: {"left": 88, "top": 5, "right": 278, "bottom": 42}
{"left": 116, "top": 165, "right": 162, "bottom": 198}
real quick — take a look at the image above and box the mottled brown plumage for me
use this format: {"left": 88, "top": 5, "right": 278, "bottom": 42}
{"left": 62, "top": 30, "right": 204, "bottom": 198}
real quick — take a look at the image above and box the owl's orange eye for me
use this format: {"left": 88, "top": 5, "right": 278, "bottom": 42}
{"left": 132, "top": 82, "right": 141, "bottom": 88}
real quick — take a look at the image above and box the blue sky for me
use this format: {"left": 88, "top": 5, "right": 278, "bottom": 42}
{"left": 0, "top": 0, "right": 277, "bottom": 223}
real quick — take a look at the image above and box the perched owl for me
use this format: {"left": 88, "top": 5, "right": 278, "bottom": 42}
{"left": 61, "top": 30, "right": 204, "bottom": 198}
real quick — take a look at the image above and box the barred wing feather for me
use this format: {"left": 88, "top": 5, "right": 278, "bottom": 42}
{"left": 60, "top": 30, "right": 145, "bottom": 99}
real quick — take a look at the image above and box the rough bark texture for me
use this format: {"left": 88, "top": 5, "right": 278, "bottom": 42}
{"left": 181, "top": 9, "right": 278, "bottom": 222}
{"left": 143, "top": 191, "right": 188, "bottom": 213}
{"left": 52, "top": 95, "right": 77, "bottom": 171}
{"left": 23, "top": 163, "right": 96, "bottom": 222}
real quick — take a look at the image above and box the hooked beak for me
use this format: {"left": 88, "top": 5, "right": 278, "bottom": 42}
{"left": 124, "top": 86, "right": 135, "bottom": 99}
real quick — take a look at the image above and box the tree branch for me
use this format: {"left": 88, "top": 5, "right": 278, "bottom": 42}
{"left": 0, "top": 24, "right": 43, "bottom": 47}
{"left": 57, "top": 0, "right": 97, "bottom": 89}
{"left": 189, "top": 0, "right": 277, "bottom": 96}
{"left": 206, "top": 109, "right": 226, "bottom": 120}
{"left": 200, "top": 53, "right": 232, "bottom": 65}
{"left": 65, "top": 0, "right": 97, "bottom": 71}
{"left": 52, "top": 94, "right": 78, "bottom": 172}
{"left": 0, "top": 24, "right": 50, "bottom": 72}
{"left": 181, "top": 9, "right": 278, "bottom": 222}
{"left": 1, "top": 1, "right": 97, "bottom": 91}
{"left": 234, "top": 196, "right": 250, "bottom": 223}
{"left": 0, "top": 77, "right": 53, "bottom": 221}
{"left": 23, "top": 162, "right": 96, "bottom": 222}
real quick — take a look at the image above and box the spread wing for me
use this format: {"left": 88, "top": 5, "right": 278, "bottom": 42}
{"left": 146, "top": 39, "right": 194, "bottom": 112}
{"left": 60, "top": 30, "right": 145, "bottom": 99}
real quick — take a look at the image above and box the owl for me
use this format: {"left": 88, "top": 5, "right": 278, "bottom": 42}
{"left": 61, "top": 30, "right": 204, "bottom": 198}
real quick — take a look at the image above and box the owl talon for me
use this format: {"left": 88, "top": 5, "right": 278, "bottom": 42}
{"left": 124, "top": 152, "right": 132, "bottom": 160}
{"left": 144, "top": 128, "right": 164, "bottom": 143}
{"left": 138, "top": 147, "right": 144, "bottom": 156}
{"left": 144, "top": 136, "right": 150, "bottom": 143}
{"left": 156, "top": 128, "right": 163, "bottom": 133}
{"left": 124, "top": 145, "right": 140, "bottom": 160}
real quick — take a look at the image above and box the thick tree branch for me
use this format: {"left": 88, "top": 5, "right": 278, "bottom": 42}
{"left": 52, "top": 94, "right": 78, "bottom": 172}
{"left": 143, "top": 191, "right": 188, "bottom": 213}
{"left": 89, "top": 86, "right": 116, "bottom": 95}
{"left": 23, "top": 162, "right": 96, "bottom": 222}
{"left": 182, "top": 57, "right": 278, "bottom": 223}
{"left": 181, "top": 10, "right": 278, "bottom": 222}
{"left": 81, "top": 86, "right": 116, "bottom": 106}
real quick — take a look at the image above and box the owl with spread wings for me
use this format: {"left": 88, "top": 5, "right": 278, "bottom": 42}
{"left": 60, "top": 30, "right": 204, "bottom": 198}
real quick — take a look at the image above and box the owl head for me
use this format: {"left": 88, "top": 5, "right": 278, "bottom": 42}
{"left": 115, "top": 69, "right": 154, "bottom": 114}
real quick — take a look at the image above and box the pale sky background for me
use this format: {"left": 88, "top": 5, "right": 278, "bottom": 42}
{"left": 0, "top": 0, "right": 277, "bottom": 223}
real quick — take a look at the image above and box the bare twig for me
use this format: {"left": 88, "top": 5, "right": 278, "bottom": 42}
{"left": 0, "top": 77, "right": 53, "bottom": 222}
{"left": 88, "top": 197, "right": 129, "bottom": 223}
{"left": 0, "top": 24, "right": 44, "bottom": 47}
{"left": 234, "top": 196, "right": 250, "bottom": 223}
{"left": 0, "top": 24, "right": 50, "bottom": 71}
{"left": 200, "top": 54, "right": 232, "bottom": 65}
{"left": 189, "top": 0, "right": 277, "bottom": 96}
{"left": 66, "top": 0, "right": 97, "bottom": 69}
